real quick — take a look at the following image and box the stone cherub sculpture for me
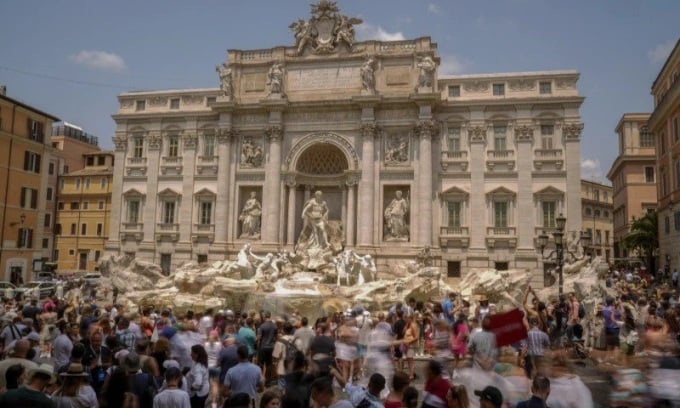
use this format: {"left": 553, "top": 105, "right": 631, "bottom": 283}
{"left": 360, "top": 55, "right": 376, "bottom": 93}
{"left": 215, "top": 63, "right": 232, "bottom": 98}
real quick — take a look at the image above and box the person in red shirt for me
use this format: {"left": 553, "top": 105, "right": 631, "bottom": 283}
{"left": 422, "top": 360, "right": 450, "bottom": 408}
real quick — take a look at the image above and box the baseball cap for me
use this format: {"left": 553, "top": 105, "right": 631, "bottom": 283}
{"left": 474, "top": 386, "right": 503, "bottom": 407}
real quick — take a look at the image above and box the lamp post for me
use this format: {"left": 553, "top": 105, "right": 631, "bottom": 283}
{"left": 537, "top": 213, "right": 592, "bottom": 298}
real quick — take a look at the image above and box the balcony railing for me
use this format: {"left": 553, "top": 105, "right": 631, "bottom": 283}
{"left": 127, "top": 157, "right": 147, "bottom": 165}
{"left": 535, "top": 149, "right": 563, "bottom": 158}
{"left": 442, "top": 151, "right": 467, "bottom": 160}
{"left": 122, "top": 222, "right": 143, "bottom": 231}
{"left": 487, "top": 226, "right": 516, "bottom": 236}
{"left": 440, "top": 226, "right": 469, "bottom": 235}
{"left": 162, "top": 156, "right": 182, "bottom": 163}
{"left": 487, "top": 150, "right": 514, "bottom": 159}
{"left": 194, "top": 223, "right": 215, "bottom": 232}
{"left": 157, "top": 223, "right": 179, "bottom": 231}
{"left": 198, "top": 155, "right": 217, "bottom": 163}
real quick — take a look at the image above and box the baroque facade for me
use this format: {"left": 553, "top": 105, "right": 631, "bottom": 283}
{"left": 105, "top": 2, "right": 584, "bottom": 283}
{"left": 580, "top": 180, "right": 613, "bottom": 262}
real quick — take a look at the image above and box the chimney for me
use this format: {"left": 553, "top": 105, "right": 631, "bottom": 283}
{"left": 0, "top": 85, "right": 6, "bottom": 96}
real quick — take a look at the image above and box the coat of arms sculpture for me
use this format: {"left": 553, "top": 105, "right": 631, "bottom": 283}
{"left": 289, "top": 0, "right": 363, "bottom": 55}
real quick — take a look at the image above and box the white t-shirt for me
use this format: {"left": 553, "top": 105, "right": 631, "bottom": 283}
{"left": 153, "top": 388, "right": 191, "bottom": 408}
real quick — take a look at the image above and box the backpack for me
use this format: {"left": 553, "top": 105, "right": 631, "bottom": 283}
{"left": 578, "top": 303, "right": 586, "bottom": 319}
{"left": 279, "top": 338, "right": 298, "bottom": 365}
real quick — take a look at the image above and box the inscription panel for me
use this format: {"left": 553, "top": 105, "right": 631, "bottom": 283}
{"left": 288, "top": 67, "right": 361, "bottom": 91}
{"left": 385, "top": 67, "right": 411, "bottom": 86}
{"left": 243, "top": 73, "right": 266, "bottom": 92}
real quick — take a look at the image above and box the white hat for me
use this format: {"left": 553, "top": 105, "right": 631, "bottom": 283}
{"left": 162, "top": 359, "right": 181, "bottom": 370}
{"left": 28, "top": 363, "right": 57, "bottom": 384}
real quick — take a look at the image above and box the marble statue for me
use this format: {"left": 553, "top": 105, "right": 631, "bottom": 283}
{"left": 385, "top": 136, "right": 408, "bottom": 163}
{"left": 289, "top": 19, "right": 312, "bottom": 55}
{"left": 225, "top": 243, "right": 255, "bottom": 279}
{"left": 251, "top": 252, "right": 280, "bottom": 281}
{"left": 360, "top": 56, "right": 376, "bottom": 93}
{"left": 288, "top": 1, "right": 363, "bottom": 55}
{"left": 299, "top": 190, "right": 331, "bottom": 251}
{"left": 356, "top": 253, "right": 377, "bottom": 284}
{"left": 416, "top": 56, "right": 436, "bottom": 90}
{"left": 239, "top": 192, "right": 262, "bottom": 239}
{"left": 267, "top": 63, "right": 284, "bottom": 95}
{"left": 384, "top": 190, "right": 410, "bottom": 240}
{"left": 334, "top": 15, "right": 361, "bottom": 50}
{"left": 241, "top": 138, "right": 263, "bottom": 168}
{"left": 215, "top": 63, "right": 232, "bottom": 97}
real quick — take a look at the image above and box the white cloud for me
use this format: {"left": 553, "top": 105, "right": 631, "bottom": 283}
{"left": 355, "top": 22, "right": 405, "bottom": 42}
{"left": 648, "top": 40, "right": 675, "bottom": 64}
{"left": 427, "top": 3, "right": 440, "bottom": 14}
{"left": 439, "top": 53, "right": 468, "bottom": 75}
{"left": 581, "top": 158, "right": 605, "bottom": 181}
{"left": 69, "top": 50, "right": 127, "bottom": 72}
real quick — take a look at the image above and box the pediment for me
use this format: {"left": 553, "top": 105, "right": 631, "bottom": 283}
{"left": 534, "top": 186, "right": 564, "bottom": 197}
{"left": 122, "top": 188, "right": 145, "bottom": 197}
{"left": 486, "top": 186, "right": 516, "bottom": 198}
{"left": 157, "top": 188, "right": 181, "bottom": 198}
{"left": 441, "top": 186, "right": 469, "bottom": 200}
{"left": 194, "top": 188, "right": 216, "bottom": 197}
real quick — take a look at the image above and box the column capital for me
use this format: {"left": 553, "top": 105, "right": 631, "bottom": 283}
{"left": 217, "top": 128, "right": 238, "bottom": 144}
{"left": 414, "top": 119, "right": 439, "bottom": 139}
{"left": 265, "top": 125, "right": 283, "bottom": 142}
{"left": 147, "top": 131, "right": 162, "bottom": 150}
{"left": 360, "top": 122, "right": 380, "bottom": 139}
{"left": 514, "top": 125, "right": 534, "bottom": 143}
{"left": 182, "top": 132, "right": 198, "bottom": 150}
{"left": 467, "top": 125, "right": 487, "bottom": 144}
{"left": 563, "top": 122, "right": 584, "bottom": 141}
{"left": 345, "top": 174, "right": 361, "bottom": 186}
{"left": 284, "top": 174, "right": 297, "bottom": 187}
{"left": 113, "top": 134, "right": 128, "bottom": 151}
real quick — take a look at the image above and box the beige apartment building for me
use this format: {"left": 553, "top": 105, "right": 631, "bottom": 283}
{"left": 54, "top": 152, "right": 113, "bottom": 272}
{"left": 607, "top": 113, "right": 656, "bottom": 259}
{"left": 0, "top": 89, "right": 59, "bottom": 284}
{"left": 105, "top": 2, "right": 585, "bottom": 284}
{"left": 581, "top": 179, "right": 613, "bottom": 261}
{"left": 649, "top": 39, "right": 680, "bottom": 271}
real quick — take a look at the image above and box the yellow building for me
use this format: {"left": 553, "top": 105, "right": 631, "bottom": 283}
{"left": 581, "top": 179, "right": 614, "bottom": 261}
{"left": 0, "top": 89, "right": 59, "bottom": 284}
{"left": 54, "top": 152, "right": 113, "bottom": 273}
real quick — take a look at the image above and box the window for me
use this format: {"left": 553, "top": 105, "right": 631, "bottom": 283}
{"left": 100, "top": 177, "right": 107, "bottom": 188}
{"left": 54, "top": 250, "right": 59, "bottom": 261}
{"left": 493, "top": 126, "right": 507, "bottom": 151}
{"left": 605, "top": 230, "right": 610, "bottom": 244}
{"left": 75, "top": 178, "right": 81, "bottom": 189}
{"left": 595, "top": 230, "right": 602, "bottom": 245}
{"left": 135, "top": 100, "right": 145, "bottom": 111}
{"left": 170, "top": 98, "right": 180, "bottom": 109}
{"left": 447, "top": 201, "right": 461, "bottom": 227}
{"left": 447, "top": 127, "right": 461, "bottom": 152}
{"left": 604, "top": 210, "right": 609, "bottom": 218}
{"left": 55, "top": 224, "right": 62, "bottom": 235}
{"left": 86, "top": 156, "right": 95, "bottom": 166}
{"left": 495, "top": 262, "right": 509, "bottom": 271}
{"left": 660, "top": 132, "right": 666, "bottom": 154}
{"left": 27, "top": 119, "right": 44, "bottom": 142}
{"left": 675, "top": 212, "right": 680, "bottom": 231}
{"left": 594, "top": 209, "right": 601, "bottom": 217}
{"left": 493, "top": 83, "right": 505, "bottom": 96}
{"left": 69, "top": 249, "right": 75, "bottom": 256}
{"left": 203, "top": 134, "right": 215, "bottom": 157}
{"left": 42, "top": 238, "right": 49, "bottom": 249}
{"left": 133, "top": 138, "right": 144, "bottom": 158}
{"left": 98, "top": 155, "right": 105, "bottom": 165}
{"left": 674, "top": 117, "right": 679, "bottom": 142}
{"left": 59, "top": 178, "right": 64, "bottom": 190}
{"left": 539, "top": 81, "right": 552, "bottom": 94}
{"left": 46, "top": 187, "right": 53, "bottom": 201}
{"left": 448, "top": 85, "right": 460, "bottom": 97}
{"left": 542, "top": 201, "right": 556, "bottom": 228}
{"left": 167, "top": 135, "right": 179, "bottom": 157}
{"left": 593, "top": 190, "right": 600, "bottom": 201}
{"left": 584, "top": 207, "right": 592, "bottom": 216}
{"left": 17, "top": 228, "right": 33, "bottom": 248}
{"left": 640, "top": 126, "right": 654, "bottom": 147}
{"left": 199, "top": 201, "right": 213, "bottom": 225}
{"left": 207, "top": 97, "right": 216, "bottom": 105}
{"left": 162, "top": 201, "right": 176, "bottom": 224}
{"left": 160, "top": 254, "right": 172, "bottom": 276}
{"left": 48, "top": 162, "right": 55, "bottom": 175}
{"left": 58, "top": 202, "right": 64, "bottom": 210}
{"left": 44, "top": 213, "right": 51, "bottom": 228}
{"left": 98, "top": 201, "right": 105, "bottom": 210}
{"left": 665, "top": 216, "right": 670, "bottom": 234}
{"left": 82, "top": 202, "right": 88, "bottom": 210}
{"left": 23, "top": 151, "right": 41, "bottom": 173}
{"left": 645, "top": 166, "right": 655, "bottom": 183}
{"left": 63, "top": 165, "right": 69, "bottom": 174}
{"left": 97, "top": 223, "right": 103, "bottom": 236}
{"left": 197, "top": 254, "right": 208, "bottom": 264}
{"left": 603, "top": 191, "right": 608, "bottom": 202}
{"left": 20, "top": 187, "right": 38, "bottom": 209}
{"left": 662, "top": 172, "right": 669, "bottom": 196}
{"left": 85, "top": 177, "right": 91, "bottom": 189}
{"left": 540, "top": 125, "right": 554, "bottom": 149}
{"left": 127, "top": 200, "right": 140, "bottom": 223}
{"left": 70, "top": 202, "right": 79, "bottom": 210}
{"left": 94, "top": 250, "right": 101, "bottom": 262}
{"left": 81, "top": 223, "right": 87, "bottom": 235}
{"left": 447, "top": 261, "right": 461, "bottom": 278}
{"left": 494, "top": 201, "right": 508, "bottom": 227}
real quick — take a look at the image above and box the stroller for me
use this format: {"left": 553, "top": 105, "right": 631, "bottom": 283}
{"left": 565, "top": 323, "right": 589, "bottom": 360}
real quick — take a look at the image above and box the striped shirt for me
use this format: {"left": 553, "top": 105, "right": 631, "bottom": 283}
{"left": 525, "top": 327, "right": 550, "bottom": 356}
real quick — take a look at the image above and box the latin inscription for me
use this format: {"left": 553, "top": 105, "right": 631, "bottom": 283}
{"left": 287, "top": 67, "right": 360, "bottom": 91}
{"left": 385, "top": 67, "right": 411, "bottom": 85}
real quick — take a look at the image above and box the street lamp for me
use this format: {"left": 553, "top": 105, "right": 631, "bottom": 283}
{"left": 537, "top": 213, "right": 592, "bottom": 298}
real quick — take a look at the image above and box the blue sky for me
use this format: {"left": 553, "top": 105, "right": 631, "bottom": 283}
{"left": 1, "top": 0, "right": 678, "bottom": 184}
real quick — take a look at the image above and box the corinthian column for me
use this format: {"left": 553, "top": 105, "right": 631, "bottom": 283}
{"left": 286, "top": 177, "right": 297, "bottom": 245}
{"left": 215, "top": 128, "right": 234, "bottom": 244}
{"left": 179, "top": 132, "right": 197, "bottom": 243}
{"left": 358, "top": 123, "right": 377, "bottom": 247}
{"left": 106, "top": 133, "right": 128, "bottom": 253}
{"left": 564, "top": 123, "right": 584, "bottom": 233}
{"left": 263, "top": 125, "right": 282, "bottom": 244}
{"left": 415, "top": 120, "right": 435, "bottom": 246}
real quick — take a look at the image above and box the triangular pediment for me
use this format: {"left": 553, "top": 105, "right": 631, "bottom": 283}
{"left": 122, "top": 188, "right": 145, "bottom": 197}
{"left": 194, "top": 188, "right": 216, "bottom": 197}
{"left": 441, "top": 186, "right": 469, "bottom": 199}
{"left": 157, "top": 188, "right": 181, "bottom": 198}
{"left": 486, "top": 186, "right": 516, "bottom": 197}
{"left": 534, "top": 186, "right": 564, "bottom": 196}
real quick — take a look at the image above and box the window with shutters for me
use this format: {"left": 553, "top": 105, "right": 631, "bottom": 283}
{"left": 85, "top": 177, "right": 91, "bottom": 189}
{"left": 640, "top": 126, "right": 654, "bottom": 147}
{"left": 98, "top": 201, "right": 105, "bottom": 210}
{"left": 44, "top": 213, "right": 51, "bottom": 228}
{"left": 86, "top": 156, "right": 95, "bottom": 166}
{"left": 494, "top": 201, "right": 508, "bottom": 227}
{"left": 203, "top": 134, "right": 215, "bottom": 157}
{"left": 20, "top": 187, "right": 38, "bottom": 209}
{"left": 17, "top": 228, "right": 33, "bottom": 248}
{"left": 42, "top": 238, "right": 49, "bottom": 249}
{"left": 23, "top": 151, "right": 41, "bottom": 173}
{"left": 70, "top": 202, "right": 79, "bottom": 210}
{"left": 70, "top": 223, "right": 76, "bottom": 235}
{"left": 82, "top": 202, "right": 89, "bottom": 210}
{"left": 98, "top": 155, "right": 105, "bottom": 165}
{"left": 542, "top": 201, "right": 556, "bottom": 228}
{"left": 46, "top": 187, "right": 53, "bottom": 201}
{"left": 27, "top": 119, "right": 44, "bottom": 143}
{"left": 81, "top": 223, "right": 87, "bottom": 235}
{"left": 75, "top": 178, "right": 81, "bottom": 190}
{"left": 493, "top": 126, "right": 507, "bottom": 151}
{"left": 55, "top": 224, "right": 62, "bottom": 235}
{"left": 167, "top": 135, "right": 179, "bottom": 158}
{"left": 48, "top": 162, "right": 55, "bottom": 175}
{"left": 97, "top": 223, "right": 103, "bottom": 236}
{"left": 447, "top": 127, "right": 461, "bottom": 152}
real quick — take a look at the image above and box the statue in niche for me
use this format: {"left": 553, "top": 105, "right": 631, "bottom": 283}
{"left": 298, "top": 190, "right": 330, "bottom": 251}
{"left": 267, "top": 63, "right": 285, "bottom": 95}
{"left": 385, "top": 136, "right": 409, "bottom": 164}
{"left": 360, "top": 55, "right": 376, "bottom": 93}
{"left": 416, "top": 56, "right": 436, "bottom": 89}
{"left": 240, "top": 138, "right": 263, "bottom": 168}
{"left": 239, "top": 192, "right": 262, "bottom": 239}
{"left": 215, "top": 63, "right": 232, "bottom": 97}
{"left": 384, "top": 190, "right": 410, "bottom": 241}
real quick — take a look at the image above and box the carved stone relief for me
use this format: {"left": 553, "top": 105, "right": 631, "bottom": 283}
{"left": 384, "top": 133, "right": 409, "bottom": 165}
{"left": 556, "top": 78, "right": 577, "bottom": 89}
{"left": 563, "top": 123, "right": 583, "bottom": 140}
{"left": 468, "top": 126, "right": 487, "bottom": 143}
{"left": 148, "top": 97, "right": 168, "bottom": 107}
{"left": 463, "top": 81, "right": 489, "bottom": 93}
{"left": 240, "top": 137, "right": 264, "bottom": 168}
{"left": 508, "top": 79, "right": 535, "bottom": 91}
{"left": 514, "top": 125, "right": 534, "bottom": 142}
{"left": 289, "top": 1, "right": 362, "bottom": 55}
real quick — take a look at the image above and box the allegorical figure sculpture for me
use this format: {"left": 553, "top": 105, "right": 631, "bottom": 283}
{"left": 289, "top": 19, "right": 312, "bottom": 55}
{"left": 385, "top": 136, "right": 409, "bottom": 164}
{"left": 267, "top": 63, "right": 284, "bottom": 96}
{"left": 416, "top": 56, "right": 436, "bottom": 90}
{"left": 215, "top": 63, "right": 232, "bottom": 97}
{"left": 360, "top": 55, "right": 376, "bottom": 93}
{"left": 299, "top": 190, "right": 330, "bottom": 250}
{"left": 239, "top": 192, "right": 262, "bottom": 239}
{"left": 240, "top": 138, "right": 263, "bottom": 168}
{"left": 384, "top": 190, "right": 410, "bottom": 240}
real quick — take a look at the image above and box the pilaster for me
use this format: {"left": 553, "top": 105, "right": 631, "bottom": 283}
{"left": 142, "top": 131, "right": 161, "bottom": 247}
{"left": 179, "top": 131, "right": 197, "bottom": 244}
{"left": 564, "top": 123, "right": 584, "bottom": 234}
{"left": 415, "top": 119, "right": 436, "bottom": 246}
{"left": 106, "top": 133, "right": 127, "bottom": 252}
{"left": 263, "top": 124, "right": 283, "bottom": 244}
{"left": 515, "top": 125, "right": 534, "bottom": 249}
{"left": 215, "top": 127, "right": 235, "bottom": 245}
{"left": 358, "top": 122, "right": 378, "bottom": 247}
{"left": 468, "top": 125, "right": 487, "bottom": 249}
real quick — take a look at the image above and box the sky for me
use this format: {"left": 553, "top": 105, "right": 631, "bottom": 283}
{"left": 1, "top": 0, "right": 678, "bottom": 184}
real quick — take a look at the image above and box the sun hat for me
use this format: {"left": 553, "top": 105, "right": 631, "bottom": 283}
{"left": 28, "top": 363, "right": 57, "bottom": 384}
{"left": 60, "top": 363, "right": 89, "bottom": 377}
{"left": 123, "top": 352, "right": 142, "bottom": 372}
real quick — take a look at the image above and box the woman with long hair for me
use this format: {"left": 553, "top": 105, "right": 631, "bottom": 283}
{"left": 151, "top": 337, "right": 171, "bottom": 377}
{"left": 446, "top": 384, "right": 470, "bottom": 408}
{"left": 188, "top": 344, "right": 209, "bottom": 408}
{"left": 52, "top": 363, "right": 99, "bottom": 408}
{"left": 100, "top": 366, "right": 136, "bottom": 408}
{"left": 260, "top": 388, "right": 282, "bottom": 408}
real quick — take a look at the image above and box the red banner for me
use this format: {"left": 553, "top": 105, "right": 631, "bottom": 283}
{"left": 488, "top": 308, "right": 527, "bottom": 347}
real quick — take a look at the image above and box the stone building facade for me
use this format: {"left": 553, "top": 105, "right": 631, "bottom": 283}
{"left": 105, "top": 2, "right": 584, "bottom": 282}
{"left": 580, "top": 180, "right": 613, "bottom": 262}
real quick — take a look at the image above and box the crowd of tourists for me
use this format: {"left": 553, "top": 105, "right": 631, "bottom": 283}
{"left": 0, "top": 263, "right": 677, "bottom": 407}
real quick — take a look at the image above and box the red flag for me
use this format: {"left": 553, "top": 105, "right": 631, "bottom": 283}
{"left": 488, "top": 308, "right": 527, "bottom": 347}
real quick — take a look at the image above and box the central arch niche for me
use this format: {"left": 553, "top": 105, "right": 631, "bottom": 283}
{"left": 296, "top": 143, "right": 349, "bottom": 175}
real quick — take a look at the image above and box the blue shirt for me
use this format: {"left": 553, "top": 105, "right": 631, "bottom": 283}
{"left": 224, "top": 361, "right": 262, "bottom": 399}
{"left": 345, "top": 383, "right": 384, "bottom": 408}
{"left": 442, "top": 299, "right": 455, "bottom": 323}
